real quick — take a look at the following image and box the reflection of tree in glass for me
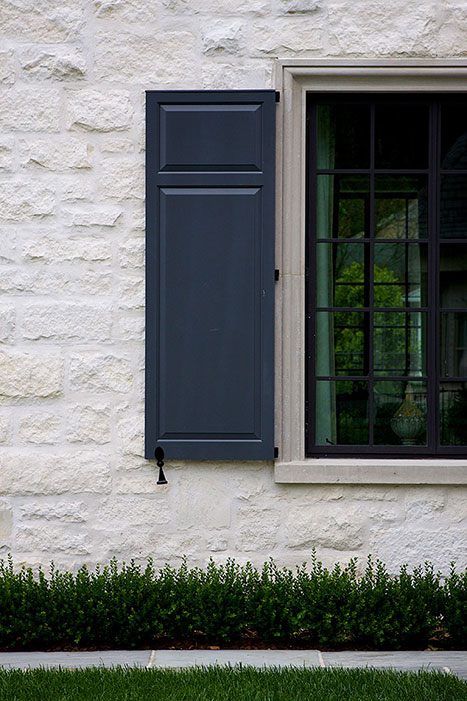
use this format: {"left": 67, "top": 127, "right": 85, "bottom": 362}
{"left": 443, "top": 387, "right": 467, "bottom": 445}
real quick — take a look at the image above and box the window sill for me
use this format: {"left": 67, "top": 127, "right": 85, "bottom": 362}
{"left": 274, "top": 459, "right": 467, "bottom": 484}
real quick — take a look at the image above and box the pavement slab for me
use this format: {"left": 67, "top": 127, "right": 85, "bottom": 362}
{"left": 151, "top": 650, "right": 321, "bottom": 669}
{"left": 321, "top": 651, "right": 467, "bottom": 680}
{"left": 0, "top": 650, "right": 151, "bottom": 670}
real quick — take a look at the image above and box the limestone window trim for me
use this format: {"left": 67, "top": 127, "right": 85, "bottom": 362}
{"left": 274, "top": 59, "right": 467, "bottom": 485}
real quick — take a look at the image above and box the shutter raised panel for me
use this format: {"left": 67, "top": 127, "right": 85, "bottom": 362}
{"left": 145, "top": 91, "right": 275, "bottom": 460}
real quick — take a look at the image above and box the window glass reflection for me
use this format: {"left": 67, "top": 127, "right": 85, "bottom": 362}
{"left": 440, "top": 244, "right": 467, "bottom": 308}
{"left": 441, "top": 313, "right": 467, "bottom": 378}
{"left": 441, "top": 105, "right": 467, "bottom": 169}
{"left": 375, "top": 176, "right": 427, "bottom": 239}
{"left": 374, "top": 243, "right": 427, "bottom": 308}
{"left": 317, "top": 105, "right": 370, "bottom": 169}
{"left": 440, "top": 382, "right": 467, "bottom": 445}
{"left": 315, "top": 381, "right": 369, "bottom": 445}
{"left": 374, "top": 381, "right": 427, "bottom": 445}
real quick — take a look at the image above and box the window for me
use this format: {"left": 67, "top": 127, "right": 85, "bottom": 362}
{"left": 306, "top": 94, "right": 467, "bottom": 457}
{"left": 275, "top": 61, "right": 467, "bottom": 483}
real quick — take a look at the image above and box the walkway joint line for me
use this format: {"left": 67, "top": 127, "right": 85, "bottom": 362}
{"left": 317, "top": 651, "right": 325, "bottom": 668}
{"left": 146, "top": 650, "right": 155, "bottom": 669}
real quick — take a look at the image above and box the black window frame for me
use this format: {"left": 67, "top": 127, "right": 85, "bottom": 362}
{"left": 306, "top": 92, "right": 467, "bottom": 458}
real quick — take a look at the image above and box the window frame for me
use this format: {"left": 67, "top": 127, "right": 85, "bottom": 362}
{"left": 274, "top": 59, "right": 467, "bottom": 484}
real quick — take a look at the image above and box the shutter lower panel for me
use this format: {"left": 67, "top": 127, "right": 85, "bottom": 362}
{"left": 145, "top": 91, "right": 275, "bottom": 460}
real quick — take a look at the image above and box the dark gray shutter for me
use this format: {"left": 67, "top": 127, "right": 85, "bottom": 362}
{"left": 145, "top": 90, "right": 275, "bottom": 460}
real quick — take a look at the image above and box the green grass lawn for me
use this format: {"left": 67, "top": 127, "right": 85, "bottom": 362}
{"left": 0, "top": 666, "right": 465, "bottom": 701}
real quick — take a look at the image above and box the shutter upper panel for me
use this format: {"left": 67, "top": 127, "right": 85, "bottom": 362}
{"left": 145, "top": 91, "right": 275, "bottom": 460}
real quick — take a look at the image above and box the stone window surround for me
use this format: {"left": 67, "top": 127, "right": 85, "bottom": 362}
{"left": 274, "top": 59, "right": 467, "bottom": 485}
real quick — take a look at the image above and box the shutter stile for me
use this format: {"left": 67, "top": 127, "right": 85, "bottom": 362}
{"left": 145, "top": 91, "right": 275, "bottom": 460}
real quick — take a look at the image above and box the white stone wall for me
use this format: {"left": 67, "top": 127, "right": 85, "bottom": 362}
{"left": 0, "top": 0, "right": 466, "bottom": 573}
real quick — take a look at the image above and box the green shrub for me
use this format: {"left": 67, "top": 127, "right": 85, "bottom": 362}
{"left": 0, "top": 553, "right": 464, "bottom": 651}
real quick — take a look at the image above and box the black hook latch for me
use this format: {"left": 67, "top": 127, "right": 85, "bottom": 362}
{"left": 155, "top": 447, "right": 168, "bottom": 485}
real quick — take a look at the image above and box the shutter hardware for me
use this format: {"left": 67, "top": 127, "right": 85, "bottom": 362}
{"left": 274, "top": 447, "right": 279, "bottom": 458}
{"left": 275, "top": 91, "right": 281, "bottom": 103}
{"left": 275, "top": 269, "right": 280, "bottom": 282}
{"left": 155, "top": 447, "right": 168, "bottom": 485}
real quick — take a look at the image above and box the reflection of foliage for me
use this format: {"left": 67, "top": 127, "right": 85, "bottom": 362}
{"left": 334, "top": 263, "right": 403, "bottom": 392}
{"left": 444, "top": 387, "right": 467, "bottom": 445}
{"left": 336, "top": 381, "right": 369, "bottom": 445}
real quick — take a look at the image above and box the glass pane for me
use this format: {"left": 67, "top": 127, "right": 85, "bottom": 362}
{"left": 374, "top": 243, "right": 427, "bottom": 307}
{"left": 440, "top": 176, "right": 467, "bottom": 238}
{"left": 375, "top": 103, "right": 429, "bottom": 169}
{"left": 374, "top": 312, "right": 426, "bottom": 376}
{"left": 441, "top": 104, "right": 467, "bottom": 169}
{"left": 316, "top": 175, "right": 369, "bottom": 239}
{"left": 440, "top": 244, "right": 467, "bottom": 308}
{"left": 375, "top": 176, "right": 428, "bottom": 239}
{"left": 316, "top": 311, "right": 367, "bottom": 376}
{"left": 441, "top": 313, "right": 467, "bottom": 377}
{"left": 440, "top": 382, "right": 467, "bottom": 445}
{"left": 316, "top": 242, "right": 366, "bottom": 307}
{"left": 315, "top": 380, "right": 369, "bottom": 445}
{"left": 374, "top": 381, "right": 427, "bottom": 446}
{"left": 317, "top": 104, "right": 370, "bottom": 169}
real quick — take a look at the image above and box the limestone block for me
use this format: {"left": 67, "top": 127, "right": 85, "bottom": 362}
{"left": 438, "top": 4, "right": 467, "bottom": 56}
{"left": 98, "top": 496, "right": 171, "bottom": 528}
{"left": 101, "top": 136, "right": 134, "bottom": 154}
{"left": 327, "top": 2, "right": 437, "bottom": 56}
{"left": 119, "top": 237, "right": 144, "bottom": 269}
{"left": 22, "top": 303, "right": 112, "bottom": 342}
{"left": 168, "top": 0, "right": 269, "bottom": 13}
{"left": 0, "top": 231, "right": 16, "bottom": 262}
{"left": 286, "top": 505, "right": 364, "bottom": 550}
{"left": 201, "top": 61, "right": 273, "bottom": 90}
{"left": 0, "top": 181, "right": 55, "bottom": 222}
{"left": 0, "top": 413, "right": 10, "bottom": 443}
{"left": 206, "top": 536, "right": 228, "bottom": 552}
{"left": 67, "top": 404, "right": 111, "bottom": 444}
{"left": 15, "top": 525, "right": 90, "bottom": 555}
{"left": 75, "top": 271, "right": 113, "bottom": 295}
{"left": 0, "top": 307, "right": 15, "bottom": 343}
{"left": 278, "top": 0, "right": 321, "bottom": 12}
{"left": 94, "top": 0, "right": 159, "bottom": 22}
{"left": 0, "top": 451, "right": 111, "bottom": 495}
{"left": 23, "top": 235, "right": 111, "bottom": 263}
{"left": 369, "top": 525, "right": 467, "bottom": 572}
{"left": 62, "top": 206, "right": 122, "bottom": 227}
{"left": 69, "top": 352, "right": 133, "bottom": 393}
{"left": 100, "top": 158, "right": 144, "bottom": 199}
{"left": 117, "top": 414, "right": 144, "bottom": 456}
{"left": 251, "top": 18, "right": 324, "bottom": 54}
{"left": 0, "top": 51, "right": 15, "bottom": 85}
{"left": 18, "top": 413, "right": 61, "bottom": 445}
{"left": 0, "top": 504, "right": 12, "bottom": 542}
{"left": 20, "top": 501, "right": 87, "bottom": 522}
{"left": 60, "top": 177, "right": 94, "bottom": 202}
{"left": 118, "top": 276, "right": 144, "bottom": 310}
{"left": 347, "top": 487, "right": 400, "bottom": 502}
{"left": 236, "top": 506, "right": 280, "bottom": 551}
{"left": 114, "top": 467, "right": 160, "bottom": 494}
{"left": 19, "top": 46, "right": 86, "bottom": 80}
{"left": 405, "top": 494, "right": 445, "bottom": 521}
{"left": 202, "top": 21, "right": 245, "bottom": 55}
{"left": 0, "top": 0, "right": 85, "bottom": 42}
{"left": 20, "top": 138, "right": 92, "bottom": 171}
{"left": 0, "top": 139, "right": 14, "bottom": 171}
{"left": 0, "top": 268, "right": 71, "bottom": 295}
{"left": 95, "top": 30, "right": 198, "bottom": 84}
{"left": 0, "top": 350, "right": 63, "bottom": 400}
{"left": 117, "top": 315, "right": 145, "bottom": 342}
{"left": 0, "top": 87, "right": 60, "bottom": 131}
{"left": 66, "top": 89, "right": 133, "bottom": 132}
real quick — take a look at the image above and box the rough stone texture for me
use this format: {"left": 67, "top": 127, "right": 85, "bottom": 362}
{"left": 0, "top": 88, "right": 61, "bottom": 131}
{"left": 19, "top": 413, "right": 61, "bottom": 445}
{"left": 69, "top": 353, "right": 133, "bottom": 393}
{"left": 23, "top": 235, "right": 111, "bottom": 263}
{"left": 22, "top": 303, "right": 112, "bottom": 342}
{"left": 0, "top": 452, "right": 111, "bottom": 496}
{"left": 0, "top": 182, "right": 55, "bottom": 222}
{"left": 0, "top": 0, "right": 466, "bottom": 570}
{"left": 0, "top": 351, "right": 63, "bottom": 401}
{"left": 66, "top": 404, "right": 111, "bottom": 444}
{"left": 66, "top": 89, "right": 133, "bottom": 132}
{"left": 0, "top": 307, "right": 15, "bottom": 344}
{"left": 20, "top": 139, "right": 92, "bottom": 171}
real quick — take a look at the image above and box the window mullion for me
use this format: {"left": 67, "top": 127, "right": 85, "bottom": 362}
{"left": 368, "top": 103, "right": 375, "bottom": 446}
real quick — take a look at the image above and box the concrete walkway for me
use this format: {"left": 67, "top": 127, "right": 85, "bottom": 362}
{"left": 0, "top": 649, "right": 466, "bottom": 679}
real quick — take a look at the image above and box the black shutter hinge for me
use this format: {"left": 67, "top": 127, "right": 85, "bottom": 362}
{"left": 274, "top": 447, "right": 279, "bottom": 458}
{"left": 275, "top": 269, "right": 280, "bottom": 282}
{"left": 275, "top": 91, "right": 281, "bottom": 103}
